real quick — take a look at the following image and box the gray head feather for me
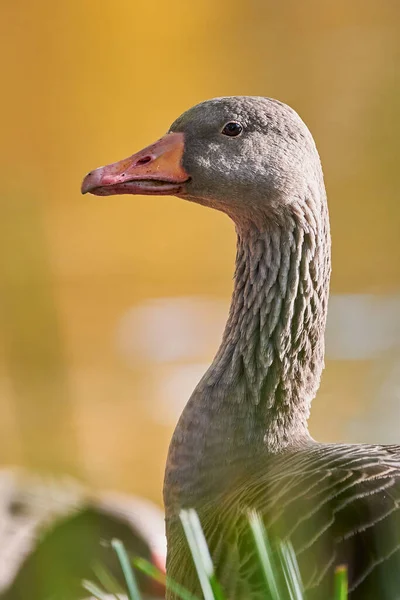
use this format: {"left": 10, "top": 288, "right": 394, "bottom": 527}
{"left": 171, "top": 96, "right": 325, "bottom": 229}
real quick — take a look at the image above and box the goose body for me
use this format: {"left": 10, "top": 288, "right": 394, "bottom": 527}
{"left": 82, "top": 97, "right": 400, "bottom": 599}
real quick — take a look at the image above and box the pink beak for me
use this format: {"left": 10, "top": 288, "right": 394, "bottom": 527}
{"left": 81, "top": 132, "right": 189, "bottom": 196}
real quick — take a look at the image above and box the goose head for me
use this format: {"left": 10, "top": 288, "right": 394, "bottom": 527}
{"left": 81, "top": 96, "right": 324, "bottom": 228}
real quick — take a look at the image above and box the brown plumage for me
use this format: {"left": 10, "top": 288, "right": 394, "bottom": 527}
{"left": 82, "top": 96, "right": 400, "bottom": 599}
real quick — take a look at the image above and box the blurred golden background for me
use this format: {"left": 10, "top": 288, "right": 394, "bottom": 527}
{"left": 0, "top": 0, "right": 399, "bottom": 509}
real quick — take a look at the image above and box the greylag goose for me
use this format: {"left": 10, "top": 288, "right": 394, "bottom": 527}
{"left": 82, "top": 97, "right": 400, "bottom": 599}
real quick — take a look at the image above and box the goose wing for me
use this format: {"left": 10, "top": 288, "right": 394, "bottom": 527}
{"left": 166, "top": 444, "right": 400, "bottom": 599}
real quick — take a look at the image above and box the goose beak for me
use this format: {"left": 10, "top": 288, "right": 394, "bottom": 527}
{"left": 81, "top": 132, "right": 189, "bottom": 196}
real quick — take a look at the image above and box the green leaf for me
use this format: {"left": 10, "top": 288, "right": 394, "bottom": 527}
{"left": 248, "top": 510, "right": 280, "bottom": 600}
{"left": 333, "top": 565, "right": 348, "bottom": 600}
{"left": 279, "top": 541, "right": 304, "bottom": 600}
{"left": 92, "top": 560, "right": 124, "bottom": 596}
{"left": 82, "top": 579, "right": 112, "bottom": 600}
{"left": 133, "top": 557, "right": 199, "bottom": 600}
{"left": 111, "top": 538, "right": 142, "bottom": 600}
{"left": 180, "top": 509, "right": 225, "bottom": 600}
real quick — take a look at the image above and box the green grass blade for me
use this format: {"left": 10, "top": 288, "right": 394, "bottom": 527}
{"left": 279, "top": 541, "right": 304, "bottom": 600}
{"left": 111, "top": 539, "right": 142, "bottom": 600}
{"left": 248, "top": 510, "right": 280, "bottom": 600}
{"left": 132, "top": 557, "right": 165, "bottom": 586}
{"left": 333, "top": 565, "right": 348, "bottom": 600}
{"left": 82, "top": 579, "right": 113, "bottom": 600}
{"left": 92, "top": 560, "right": 124, "bottom": 596}
{"left": 133, "top": 557, "right": 200, "bottom": 600}
{"left": 180, "top": 509, "right": 225, "bottom": 600}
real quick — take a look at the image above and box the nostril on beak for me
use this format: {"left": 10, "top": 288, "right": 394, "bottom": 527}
{"left": 135, "top": 155, "right": 153, "bottom": 166}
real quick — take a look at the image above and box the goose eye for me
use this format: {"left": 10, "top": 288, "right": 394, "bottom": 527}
{"left": 221, "top": 122, "right": 243, "bottom": 137}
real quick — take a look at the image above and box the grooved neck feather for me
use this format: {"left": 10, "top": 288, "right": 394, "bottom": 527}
{"left": 164, "top": 193, "right": 331, "bottom": 513}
